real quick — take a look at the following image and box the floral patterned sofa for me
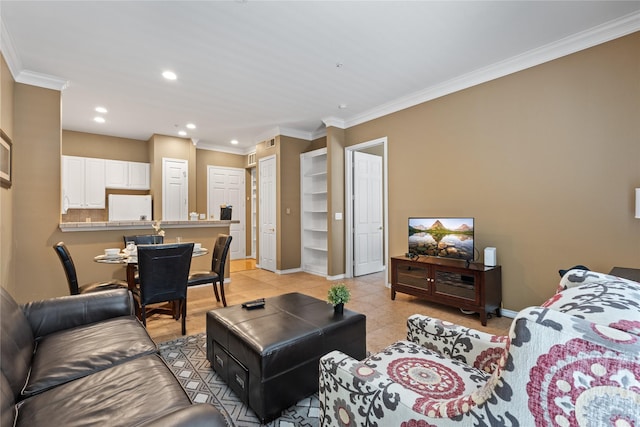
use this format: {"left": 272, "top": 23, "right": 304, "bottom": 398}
{"left": 319, "top": 269, "right": 640, "bottom": 426}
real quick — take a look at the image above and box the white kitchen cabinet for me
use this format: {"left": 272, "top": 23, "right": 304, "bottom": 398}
{"left": 128, "top": 161, "right": 150, "bottom": 189}
{"left": 105, "top": 160, "right": 128, "bottom": 188}
{"left": 62, "top": 156, "right": 105, "bottom": 212}
{"left": 300, "top": 148, "right": 328, "bottom": 276}
{"left": 105, "top": 160, "right": 150, "bottom": 190}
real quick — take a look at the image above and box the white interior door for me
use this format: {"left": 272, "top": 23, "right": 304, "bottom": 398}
{"left": 207, "top": 166, "right": 245, "bottom": 260}
{"left": 259, "top": 155, "right": 277, "bottom": 272}
{"left": 353, "top": 151, "right": 384, "bottom": 276}
{"left": 162, "top": 158, "right": 188, "bottom": 220}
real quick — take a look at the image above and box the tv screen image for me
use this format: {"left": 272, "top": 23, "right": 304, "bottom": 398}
{"left": 408, "top": 217, "right": 474, "bottom": 261}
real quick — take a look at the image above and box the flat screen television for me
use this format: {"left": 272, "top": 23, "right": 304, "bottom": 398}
{"left": 408, "top": 217, "right": 475, "bottom": 261}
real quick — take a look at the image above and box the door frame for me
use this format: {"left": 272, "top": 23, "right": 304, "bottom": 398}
{"left": 206, "top": 165, "right": 246, "bottom": 260}
{"left": 345, "top": 137, "right": 389, "bottom": 284}
{"left": 162, "top": 157, "right": 188, "bottom": 221}
{"left": 258, "top": 154, "right": 277, "bottom": 271}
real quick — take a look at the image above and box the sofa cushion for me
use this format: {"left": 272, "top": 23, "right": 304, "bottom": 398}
{"left": 0, "top": 288, "right": 35, "bottom": 400}
{"left": 24, "top": 316, "right": 157, "bottom": 397}
{"left": 1, "top": 373, "right": 16, "bottom": 427}
{"left": 361, "top": 340, "right": 493, "bottom": 417}
{"left": 557, "top": 268, "right": 638, "bottom": 292}
{"left": 15, "top": 354, "right": 194, "bottom": 427}
{"left": 543, "top": 279, "right": 640, "bottom": 336}
{"left": 21, "top": 289, "right": 135, "bottom": 338}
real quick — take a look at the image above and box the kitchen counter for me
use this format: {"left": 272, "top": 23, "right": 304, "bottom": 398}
{"left": 59, "top": 220, "right": 239, "bottom": 232}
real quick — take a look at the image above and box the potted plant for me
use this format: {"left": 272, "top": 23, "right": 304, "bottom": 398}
{"left": 327, "top": 283, "right": 351, "bottom": 314}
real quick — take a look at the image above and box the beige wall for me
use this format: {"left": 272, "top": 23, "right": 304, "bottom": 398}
{"left": 3, "top": 33, "right": 639, "bottom": 313}
{"left": 149, "top": 134, "right": 197, "bottom": 219}
{"left": 12, "top": 83, "right": 64, "bottom": 301}
{"left": 252, "top": 136, "right": 312, "bottom": 270}
{"left": 278, "top": 136, "right": 310, "bottom": 270}
{"left": 195, "top": 148, "right": 246, "bottom": 216}
{"left": 62, "top": 130, "right": 149, "bottom": 161}
{"left": 1, "top": 55, "right": 14, "bottom": 292}
{"left": 344, "top": 32, "right": 640, "bottom": 311}
{"left": 307, "top": 136, "right": 327, "bottom": 152}
{"left": 326, "top": 127, "right": 345, "bottom": 277}
{"left": 194, "top": 148, "right": 250, "bottom": 257}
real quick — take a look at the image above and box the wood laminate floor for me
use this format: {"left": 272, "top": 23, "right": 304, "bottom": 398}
{"left": 145, "top": 259, "right": 512, "bottom": 353}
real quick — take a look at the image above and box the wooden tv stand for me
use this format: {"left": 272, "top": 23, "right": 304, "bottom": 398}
{"left": 391, "top": 256, "right": 502, "bottom": 326}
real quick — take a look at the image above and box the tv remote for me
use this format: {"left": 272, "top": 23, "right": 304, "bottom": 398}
{"left": 242, "top": 298, "right": 265, "bottom": 309}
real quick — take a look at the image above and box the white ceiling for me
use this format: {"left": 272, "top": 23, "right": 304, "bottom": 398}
{"left": 2, "top": 1, "right": 640, "bottom": 153}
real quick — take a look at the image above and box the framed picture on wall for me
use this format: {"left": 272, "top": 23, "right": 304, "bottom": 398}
{"left": 1, "top": 129, "right": 12, "bottom": 188}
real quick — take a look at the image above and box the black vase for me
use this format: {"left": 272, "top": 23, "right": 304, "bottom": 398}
{"left": 333, "top": 303, "right": 344, "bottom": 314}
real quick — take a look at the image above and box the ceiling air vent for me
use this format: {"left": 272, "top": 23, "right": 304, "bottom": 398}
{"left": 266, "top": 138, "right": 276, "bottom": 148}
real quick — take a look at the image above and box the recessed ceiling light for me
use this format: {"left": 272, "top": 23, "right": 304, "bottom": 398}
{"left": 186, "top": 123, "right": 196, "bottom": 129}
{"left": 95, "top": 106, "right": 108, "bottom": 114}
{"left": 162, "top": 70, "right": 177, "bottom": 80}
{"left": 338, "top": 104, "right": 348, "bottom": 109}
{"left": 230, "top": 139, "right": 239, "bottom": 145}
{"left": 93, "top": 116, "right": 105, "bottom": 123}
{"left": 178, "top": 130, "right": 187, "bottom": 136}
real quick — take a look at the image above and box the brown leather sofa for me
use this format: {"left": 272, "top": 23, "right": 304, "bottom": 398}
{"left": 0, "top": 287, "right": 226, "bottom": 427}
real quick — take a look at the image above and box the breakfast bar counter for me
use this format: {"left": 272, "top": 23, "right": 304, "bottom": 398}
{"left": 59, "top": 219, "right": 239, "bottom": 232}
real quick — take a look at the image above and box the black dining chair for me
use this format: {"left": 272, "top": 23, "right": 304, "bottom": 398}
{"left": 123, "top": 234, "right": 164, "bottom": 246}
{"left": 188, "top": 234, "right": 232, "bottom": 307}
{"left": 133, "top": 243, "right": 194, "bottom": 335}
{"left": 53, "top": 242, "right": 129, "bottom": 295}
{"left": 123, "top": 235, "right": 164, "bottom": 285}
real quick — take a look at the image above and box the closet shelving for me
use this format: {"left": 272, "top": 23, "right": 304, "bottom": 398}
{"left": 300, "top": 148, "right": 328, "bottom": 276}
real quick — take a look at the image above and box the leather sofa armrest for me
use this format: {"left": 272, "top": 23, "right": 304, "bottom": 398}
{"left": 407, "top": 314, "right": 507, "bottom": 373}
{"left": 21, "top": 289, "right": 135, "bottom": 339}
{"left": 136, "top": 404, "right": 227, "bottom": 427}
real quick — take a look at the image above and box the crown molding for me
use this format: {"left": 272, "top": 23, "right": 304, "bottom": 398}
{"left": 311, "top": 128, "right": 327, "bottom": 140}
{"left": 16, "top": 70, "right": 69, "bottom": 91}
{"left": 322, "top": 117, "right": 346, "bottom": 129}
{"left": 1, "top": 17, "right": 69, "bottom": 91}
{"left": 1, "top": 17, "right": 22, "bottom": 79}
{"left": 344, "top": 10, "right": 640, "bottom": 129}
{"left": 253, "top": 127, "right": 280, "bottom": 144}
{"left": 195, "top": 141, "right": 249, "bottom": 155}
{"left": 278, "top": 126, "right": 314, "bottom": 141}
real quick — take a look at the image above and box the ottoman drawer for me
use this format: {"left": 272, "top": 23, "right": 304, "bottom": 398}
{"left": 212, "top": 340, "right": 228, "bottom": 376}
{"left": 228, "top": 354, "right": 249, "bottom": 402}
{"left": 212, "top": 340, "right": 249, "bottom": 403}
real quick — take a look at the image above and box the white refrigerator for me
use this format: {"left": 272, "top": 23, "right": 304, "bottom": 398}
{"left": 108, "top": 195, "right": 152, "bottom": 221}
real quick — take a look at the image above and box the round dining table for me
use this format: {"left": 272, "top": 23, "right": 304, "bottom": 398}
{"left": 94, "top": 246, "right": 209, "bottom": 290}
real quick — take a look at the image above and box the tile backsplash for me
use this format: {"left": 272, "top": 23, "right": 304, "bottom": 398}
{"left": 61, "top": 209, "right": 107, "bottom": 223}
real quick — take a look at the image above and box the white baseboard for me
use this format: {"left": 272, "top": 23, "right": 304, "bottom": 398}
{"left": 277, "top": 268, "right": 302, "bottom": 275}
{"left": 500, "top": 308, "right": 517, "bottom": 319}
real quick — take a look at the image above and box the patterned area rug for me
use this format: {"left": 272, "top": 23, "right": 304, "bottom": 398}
{"left": 158, "top": 333, "right": 320, "bottom": 427}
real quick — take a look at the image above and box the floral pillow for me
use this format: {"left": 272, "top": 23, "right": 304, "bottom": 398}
{"left": 543, "top": 278, "right": 640, "bottom": 336}
{"left": 557, "top": 268, "right": 639, "bottom": 292}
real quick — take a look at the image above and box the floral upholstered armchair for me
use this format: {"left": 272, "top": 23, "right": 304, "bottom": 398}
{"left": 319, "top": 269, "right": 640, "bottom": 426}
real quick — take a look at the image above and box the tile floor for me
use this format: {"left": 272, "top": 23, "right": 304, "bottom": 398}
{"left": 145, "top": 260, "right": 513, "bottom": 353}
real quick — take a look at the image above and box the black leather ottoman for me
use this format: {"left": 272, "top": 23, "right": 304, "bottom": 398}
{"left": 206, "top": 292, "right": 366, "bottom": 423}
